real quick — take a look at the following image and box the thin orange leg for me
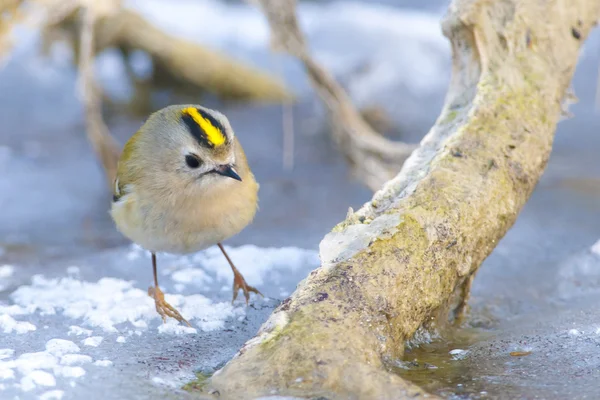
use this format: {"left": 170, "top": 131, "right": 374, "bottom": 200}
{"left": 218, "top": 243, "right": 263, "bottom": 305}
{"left": 147, "top": 252, "right": 191, "bottom": 326}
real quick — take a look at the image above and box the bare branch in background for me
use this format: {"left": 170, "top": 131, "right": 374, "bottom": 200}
{"left": 254, "top": 0, "right": 417, "bottom": 191}
{"left": 77, "top": 3, "right": 121, "bottom": 188}
{"left": 190, "top": 0, "right": 600, "bottom": 398}
{"left": 0, "top": 0, "right": 24, "bottom": 62}
{"left": 1, "top": 0, "right": 296, "bottom": 190}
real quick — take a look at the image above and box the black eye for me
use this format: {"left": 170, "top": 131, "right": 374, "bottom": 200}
{"left": 185, "top": 154, "right": 201, "bottom": 169}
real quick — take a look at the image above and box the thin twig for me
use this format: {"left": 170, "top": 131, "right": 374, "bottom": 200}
{"left": 77, "top": 4, "right": 121, "bottom": 189}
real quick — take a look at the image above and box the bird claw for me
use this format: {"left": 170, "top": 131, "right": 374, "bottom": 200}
{"left": 148, "top": 286, "right": 192, "bottom": 327}
{"left": 232, "top": 273, "right": 263, "bottom": 305}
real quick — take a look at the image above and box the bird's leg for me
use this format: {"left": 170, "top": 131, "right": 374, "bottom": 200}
{"left": 217, "top": 243, "right": 263, "bottom": 305}
{"left": 147, "top": 252, "right": 191, "bottom": 327}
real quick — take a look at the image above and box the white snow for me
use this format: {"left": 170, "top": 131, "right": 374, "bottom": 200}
{"left": 93, "top": 360, "right": 113, "bottom": 367}
{"left": 14, "top": 351, "right": 58, "bottom": 375}
{"left": 20, "top": 370, "right": 56, "bottom": 391}
{"left": 116, "top": 336, "right": 126, "bottom": 343}
{"left": 190, "top": 245, "right": 320, "bottom": 286}
{"left": 590, "top": 238, "right": 600, "bottom": 255}
{"left": 60, "top": 354, "right": 92, "bottom": 366}
{"left": 0, "top": 264, "right": 14, "bottom": 278}
{"left": 0, "top": 349, "right": 14, "bottom": 360}
{"left": 131, "top": 319, "right": 148, "bottom": 329}
{"left": 68, "top": 325, "right": 92, "bottom": 337}
{"left": 45, "top": 339, "right": 80, "bottom": 356}
{"left": 0, "top": 367, "right": 14, "bottom": 380}
{"left": 82, "top": 336, "right": 103, "bottom": 347}
{"left": 171, "top": 268, "right": 212, "bottom": 285}
{"left": 0, "top": 339, "right": 93, "bottom": 392}
{"left": 568, "top": 329, "right": 581, "bottom": 336}
{"left": 40, "top": 390, "right": 65, "bottom": 400}
{"left": 0, "top": 314, "right": 36, "bottom": 334}
{"left": 55, "top": 366, "right": 85, "bottom": 378}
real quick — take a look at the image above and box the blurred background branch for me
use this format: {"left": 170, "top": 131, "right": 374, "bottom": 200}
{"left": 254, "top": 0, "right": 417, "bottom": 191}
{"left": 77, "top": 3, "right": 121, "bottom": 187}
{"left": 1, "top": 0, "right": 295, "bottom": 187}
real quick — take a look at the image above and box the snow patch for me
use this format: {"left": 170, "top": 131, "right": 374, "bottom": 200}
{"left": 8, "top": 271, "right": 253, "bottom": 334}
{"left": 590, "top": 238, "right": 600, "bottom": 255}
{"left": 40, "top": 390, "right": 64, "bottom": 400}
{"left": 191, "top": 245, "right": 320, "bottom": 286}
{"left": 93, "top": 360, "right": 113, "bottom": 367}
{"left": 82, "top": 336, "right": 103, "bottom": 347}
{"left": 0, "top": 349, "right": 14, "bottom": 360}
{"left": 60, "top": 354, "right": 92, "bottom": 366}
{"left": 68, "top": 325, "right": 92, "bottom": 337}
{"left": 0, "top": 265, "right": 14, "bottom": 279}
{"left": 171, "top": 268, "right": 212, "bottom": 285}
{"left": 21, "top": 370, "right": 56, "bottom": 391}
{"left": 45, "top": 339, "right": 80, "bottom": 356}
{"left": 55, "top": 366, "right": 85, "bottom": 378}
{"left": 0, "top": 314, "right": 36, "bottom": 334}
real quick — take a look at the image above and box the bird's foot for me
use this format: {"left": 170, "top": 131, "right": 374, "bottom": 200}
{"left": 148, "top": 286, "right": 191, "bottom": 327}
{"left": 232, "top": 271, "right": 263, "bottom": 305}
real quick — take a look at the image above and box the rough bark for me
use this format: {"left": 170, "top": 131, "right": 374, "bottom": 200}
{"left": 191, "top": 0, "right": 599, "bottom": 398}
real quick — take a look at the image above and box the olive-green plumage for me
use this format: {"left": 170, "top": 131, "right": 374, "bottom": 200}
{"left": 111, "top": 104, "right": 258, "bottom": 254}
{"left": 110, "top": 104, "right": 261, "bottom": 325}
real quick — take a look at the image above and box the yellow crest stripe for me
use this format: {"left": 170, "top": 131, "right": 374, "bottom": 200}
{"left": 182, "top": 107, "right": 226, "bottom": 147}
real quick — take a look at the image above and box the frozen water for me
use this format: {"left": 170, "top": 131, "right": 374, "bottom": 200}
{"left": 0, "top": 244, "right": 320, "bottom": 398}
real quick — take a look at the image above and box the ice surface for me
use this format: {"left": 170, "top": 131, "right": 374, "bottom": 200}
{"left": 0, "top": 244, "right": 319, "bottom": 398}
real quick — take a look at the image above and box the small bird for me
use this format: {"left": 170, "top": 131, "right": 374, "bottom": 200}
{"left": 110, "top": 104, "right": 262, "bottom": 326}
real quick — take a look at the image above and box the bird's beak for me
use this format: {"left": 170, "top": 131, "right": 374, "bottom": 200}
{"left": 214, "top": 165, "right": 242, "bottom": 181}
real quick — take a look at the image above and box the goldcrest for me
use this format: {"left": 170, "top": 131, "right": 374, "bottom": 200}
{"left": 110, "top": 104, "right": 262, "bottom": 325}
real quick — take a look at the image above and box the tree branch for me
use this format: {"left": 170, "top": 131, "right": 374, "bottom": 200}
{"left": 254, "top": 0, "right": 417, "bottom": 191}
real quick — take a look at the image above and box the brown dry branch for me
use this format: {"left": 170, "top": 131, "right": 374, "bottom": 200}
{"left": 190, "top": 0, "right": 600, "bottom": 398}
{"left": 0, "top": 0, "right": 25, "bottom": 59}
{"left": 43, "top": 4, "right": 294, "bottom": 103}
{"left": 255, "top": 0, "right": 418, "bottom": 191}
{"left": 77, "top": 4, "right": 121, "bottom": 187}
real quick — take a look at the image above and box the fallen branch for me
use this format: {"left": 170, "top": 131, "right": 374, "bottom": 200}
{"left": 194, "top": 0, "right": 599, "bottom": 398}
